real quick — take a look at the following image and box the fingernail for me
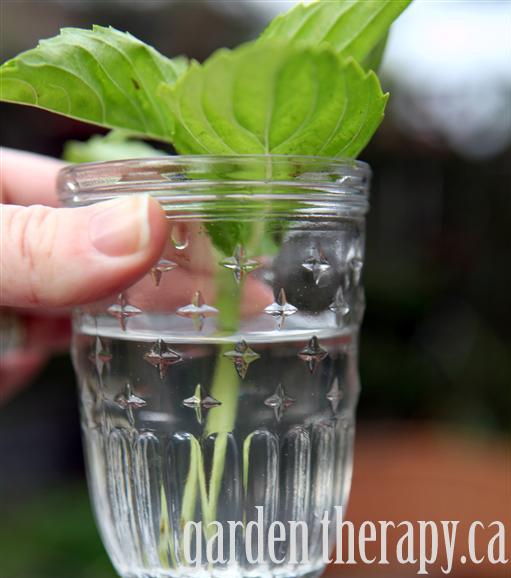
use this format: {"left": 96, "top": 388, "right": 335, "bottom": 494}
{"left": 89, "top": 196, "right": 151, "bottom": 257}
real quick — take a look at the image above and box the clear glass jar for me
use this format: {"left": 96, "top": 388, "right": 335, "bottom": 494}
{"left": 58, "top": 155, "right": 370, "bottom": 578}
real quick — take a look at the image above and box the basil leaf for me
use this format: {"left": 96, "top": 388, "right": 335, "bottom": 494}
{"left": 362, "top": 32, "right": 389, "bottom": 73}
{"left": 259, "top": 0, "right": 411, "bottom": 68}
{"left": 161, "top": 42, "right": 387, "bottom": 158}
{"left": 204, "top": 221, "right": 251, "bottom": 257}
{"left": 0, "top": 26, "right": 188, "bottom": 141}
{"left": 63, "top": 129, "right": 165, "bottom": 163}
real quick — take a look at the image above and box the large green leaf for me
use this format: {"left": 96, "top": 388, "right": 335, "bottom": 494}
{"left": 161, "top": 41, "right": 387, "bottom": 158}
{"left": 0, "top": 26, "right": 188, "bottom": 141}
{"left": 259, "top": 0, "right": 411, "bottom": 68}
{"left": 362, "top": 32, "right": 389, "bottom": 72}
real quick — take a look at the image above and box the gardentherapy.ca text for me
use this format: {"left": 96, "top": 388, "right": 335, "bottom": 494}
{"left": 182, "top": 507, "right": 509, "bottom": 575}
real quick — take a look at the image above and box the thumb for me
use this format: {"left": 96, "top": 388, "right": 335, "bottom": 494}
{"left": 1, "top": 196, "right": 168, "bottom": 307}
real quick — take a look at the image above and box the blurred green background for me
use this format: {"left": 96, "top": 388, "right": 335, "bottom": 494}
{"left": 1, "top": 1, "right": 510, "bottom": 577}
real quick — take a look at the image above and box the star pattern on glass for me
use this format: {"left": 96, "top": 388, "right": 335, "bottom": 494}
{"left": 115, "top": 382, "right": 146, "bottom": 426}
{"left": 349, "top": 257, "right": 364, "bottom": 286}
{"left": 264, "top": 383, "right": 295, "bottom": 422}
{"left": 326, "top": 378, "right": 343, "bottom": 413}
{"left": 143, "top": 339, "right": 182, "bottom": 379}
{"left": 220, "top": 245, "right": 260, "bottom": 284}
{"left": 264, "top": 288, "right": 298, "bottom": 330}
{"left": 176, "top": 291, "right": 219, "bottom": 331}
{"left": 302, "top": 246, "right": 331, "bottom": 286}
{"left": 298, "top": 335, "right": 328, "bottom": 374}
{"left": 223, "top": 340, "right": 260, "bottom": 379}
{"left": 329, "top": 287, "right": 350, "bottom": 326}
{"left": 88, "top": 336, "right": 112, "bottom": 380}
{"left": 107, "top": 293, "right": 142, "bottom": 331}
{"left": 150, "top": 259, "right": 177, "bottom": 287}
{"left": 182, "top": 383, "right": 221, "bottom": 424}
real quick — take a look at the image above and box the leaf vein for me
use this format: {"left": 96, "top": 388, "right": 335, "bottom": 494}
{"left": 336, "top": 84, "right": 371, "bottom": 156}
{"left": 80, "top": 34, "right": 172, "bottom": 137}
{"left": 174, "top": 81, "right": 214, "bottom": 154}
{"left": 328, "top": 3, "right": 390, "bottom": 56}
{"left": 272, "top": 59, "right": 319, "bottom": 152}
{"left": 316, "top": 71, "right": 349, "bottom": 156}
{"left": 21, "top": 61, "right": 106, "bottom": 122}
{"left": 59, "top": 39, "right": 150, "bottom": 132}
{"left": 199, "top": 75, "right": 237, "bottom": 154}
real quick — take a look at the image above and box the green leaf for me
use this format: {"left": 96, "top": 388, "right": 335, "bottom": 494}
{"left": 259, "top": 0, "right": 411, "bottom": 68}
{"left": 161, "top": 41, "right": 387, "bottom": 158}
{"left": 362, "top": 32, "right": 389, "bottom": 73}
{"left": 62, "top": 129, "right": 166, "bottom": 163}
{"left": 0, "top": 26, "right": 188, "bottom": 141}
{"left": 205, "top": 220, "right": 250, "bottom": 257}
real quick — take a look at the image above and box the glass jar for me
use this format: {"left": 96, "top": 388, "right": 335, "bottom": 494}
{"left": 58, "top": 155, "right": 370, "bottom": 578}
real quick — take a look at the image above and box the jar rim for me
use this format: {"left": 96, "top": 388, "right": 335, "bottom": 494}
{"left": 58, "top": 154, "right": 371, "bottom": 212}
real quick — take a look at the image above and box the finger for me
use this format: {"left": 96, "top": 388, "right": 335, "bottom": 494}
{"left": 1, "top": 196, "right": 168, "bottom": 308}
{"left": 22, "top": 314, "right": 72, "bottom": 352}
{"left": 1, "top": 147, "right": 65, "bottom": 207}
{"left": 113, "top": 219, "right": 274, "bottom": 318}
{"left": 0, "top": 313, "right": 71, "bottom": 405}
{"left": 0, "top": 350, "right": 47, "bottom": 405}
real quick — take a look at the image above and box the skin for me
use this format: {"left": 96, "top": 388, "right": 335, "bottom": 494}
{"left": 0, "top": 147, "right": 274, "bottom": 404}
{"left": 0, "top": 147, "right": 169, "bottom": 402}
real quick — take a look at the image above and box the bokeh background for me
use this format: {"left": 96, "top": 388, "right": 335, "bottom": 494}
{"left": 0, "top": 1, "right": 510, "bottom": 577}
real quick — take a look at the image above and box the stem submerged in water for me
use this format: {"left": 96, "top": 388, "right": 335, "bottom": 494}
{"left": 174, "top": 189, "right": 274, "bottom": 548}
{"left": 199, "top": 166, "right": 275, "bottom": 529}
{"left": 201, "top": 268, "right": 242, "bottom": 526}
{"left": 172, "top": 258, "right": 242, "bottom": 548}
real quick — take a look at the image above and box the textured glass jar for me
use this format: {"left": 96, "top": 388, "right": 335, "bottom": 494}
{"left": 58, "top": 156, "right": 370, "bottom": 578}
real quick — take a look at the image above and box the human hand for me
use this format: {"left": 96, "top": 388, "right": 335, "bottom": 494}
{"left": 0, "top": 148, "right": 168, "bottom": 402}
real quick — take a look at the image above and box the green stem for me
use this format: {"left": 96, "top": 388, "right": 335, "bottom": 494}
{"left": 200, "top": 163, "right": 275, "bottom": 529}
{"left": 173, "top": 189, "right": 273, "bottom": 548}
{"left": 201, "top": 273, "right": 241, "bottom": 527}
{"left": 169, "top": 259, "right": 241, "bottom": 553}
{"left": 159, "top": 487, "right": 178, "bottom": 568}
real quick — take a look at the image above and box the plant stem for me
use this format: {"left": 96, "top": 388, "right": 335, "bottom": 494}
{"left": 200, "top": 163, "right": 275, "bottom": 528}
{"left": 175, "top": 192, "right": 273, "bottom": 546}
